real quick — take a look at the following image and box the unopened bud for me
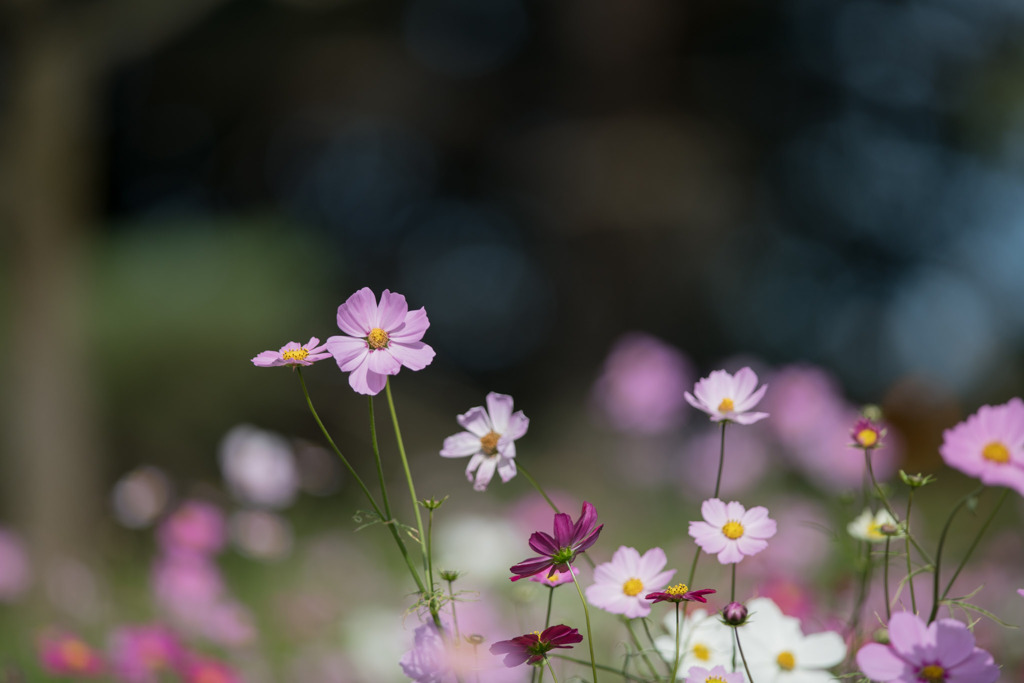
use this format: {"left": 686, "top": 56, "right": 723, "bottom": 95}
{"left": 722, "top": 601, "right": 748, "bottom": 626}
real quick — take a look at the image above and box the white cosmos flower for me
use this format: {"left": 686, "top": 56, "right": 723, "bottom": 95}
{"left": 847, "top": 508, "right": 903, "bottom": 543}
{"left": 740, "top": 597, "right": 846, "bottom": 683}
{"left": 654, "top": 607, "right": 733, "bottom": 678}
{"left": 439, "top": 392, "right": 529, "bottom": 492}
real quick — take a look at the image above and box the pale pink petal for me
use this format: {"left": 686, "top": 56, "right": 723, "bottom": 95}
{"left": 390, "top": 307, "right": 430, "bottom": 343}
{"left": 440, "top": 432, "right": 482, "bottom": 458}
{"left": 457, "top": 407, "right": 493, "bottom": 437}
{"left": 735, "top": 383, "right": 768, "bottom": 412}
{"left": 732, "top": 411, "right": 769, "bottom": 425}
{"left": 362, "top": 368, "right": 388, "bottom": 395}
{"left": 716, "top": 542, "right": 743, "bottom": 564}
{"left": 252, "top": 351, "right": 283, "bottom": 367}
{"left": 471, "top": 457, "right": 498, "bottom": 491}
{"left": 723, "top": 501, "right": 746, "bottom": 521}
{"left": 346, "top": 356, "right": 381, "bottom": 395}
{"left": 947, "top": 649, "right": 998, "bottom": 683}
{"left": 465, "top": 453, "right": 485, "bottom": 477}
{"left": 647, "top": 569, "right": 675, "bottom": 591}
{"left": 887, "top": 612, "right": 931, "bottom": 662}
{"left": 684, "top": 391, "right": 706, "bottom": 413}
{"left": 496, "top": 457, "right": 517, "bottom": 483}
{"left": 689, "top": 522, "right": 727, "bottom": 554}
{"left": 336, "top": 288, "right": 378, "bottom": 336}
{"left": 637, "top": 547, "right": 666, "bottom": 577}
{"left": 496, "top": 438, "right": 517, "bottom": 460}
{"left": 732, "top": 367, "right": 758, "bottom": 401}
{"left": 377, "top": 290, "right": 409, "bottom": 332}
{"left": 701, "top": 498, "right": 728, "bottom": 526}
{"left": 388, "top": 341, "right": 435, "bottom": 371}
{"left": 367, "top": 349, "right": 402, "bottom": 376}
{"left": 504, "top": 411, "right": 530, "bottom": 440}
{"left": 486, "top": 393, "right": 514, "bottom": 434}
{"left": 932, "top": 619, "right": 976, "bottom": 668}
{"left": 857, "top": 642, "right": 909, "bottom": 680}
{"left": 326, "top": 336, "right": 367, "bottom": 371}
{"left": 735, "top": 535, "right": 768, "bottom": 556}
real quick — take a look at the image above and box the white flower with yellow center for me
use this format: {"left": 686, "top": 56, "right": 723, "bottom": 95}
{"left": 847, "top": 508, "right": 903, "bottom": 543}
{"left": 654, "top": 608, "right": 733, "bottom": 678}
{"left": 741, "top": 597, "right": 846, "bottom": 683}
{"left": 585, "top": 546, "right": 675, "bottom": 619}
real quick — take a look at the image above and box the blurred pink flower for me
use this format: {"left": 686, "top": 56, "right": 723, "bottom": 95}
{"left": 109, "top": 624, "right": 184, "bottom": 683}
{"left": 528, "top": 566, "right": 578, "bottom": 587}
{"left": 689, "top": 498, "right": 776, "bottom": 564}
{"left": 939, "top": 398, "right": 1024, "bottom": 497}
{"left": 585, "top": 546, "right": 675, "bottom": 618}
{"left": 157, "top": 501, "right": 226, "bottom": 556}
{"left": 685, "top": 665, "right": 744, "bottom": 683}
{"left": 685, "top": 367, "right": 769, "bottom": 425}
{"left": 38, "top": 630, "right": 105, "bottom": 677}
{"left": 181, "top": 657, "right": 243, "bottom": 683}
{"left": 251, "top": 337, "right": 331, "bottom": 367}
{"left": 325, "top": 287, "right": 435, "bottom": 395}
{"left": 218, "top": 425, "right": 299, "bottom": 510}
{"left": 763, "top": 365, "right": 846, "bottom": 446}
{"left": 399, "top": 622, "right": 453, "bottom": 683}
{"left": 0, "top": 528, "right": 31, "bottom": 602}
{"left": 440, "top": 392, "right": 529, "bottom": 492}
{"left": 590, "top": 332, "right": 694, "bottom": 434}
{"left": 678, "top": 425, "right": 769, "bottom": 497}
{"left": 153, "top": 554, "right": 224, "bottom": 607}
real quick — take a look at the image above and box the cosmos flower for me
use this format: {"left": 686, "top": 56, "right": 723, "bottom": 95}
{"left": 251, "top": 337, "right": 331, "bottom": 367}
{"left": 489, "top": 625, "right": 582, "bottom": 667}
{"left": 109, "top": 625, "right": 184, "bottom": 683}
{"left": 856, "top": 612, "right": 998, "bottom": 683}
{"left": 847, "top": 509, "right": 903, "bottom": 543}
{"left": 509, "top": 502, "right": 602, "bottom": 581}
{"left": 851, "top": 418, "right": 886, "bottom": 449}
{"left": 400, "top": 622, "right": 453, "bottom": 683}
{"left": 654, "top": 607, "right": 733, "bottom": 673}
{"left": 742, "top": 597, "right": 846, "bottom": 683}
{"left": 685, "top": 367, "right": 769, "bottom": 425}
{"left": 157, "top": 500, "right": 226, "bottom": 556}
{"left": 528, "top": 566, "right": 578, "bottom": 587}
{"left": 939, "top": 398, "right": 1024, "bottom": 497}
{"left": 585, "top": 546, "right": 676, "bottom": 618}
{"left": 440, "top": 392, "right": 529, "bottom": 492}
{"left": 38, "top": 630, "right": 105, "bottom": 677}
{"left": 644, "top": 583, "right": 716, "bottom": 606}
{"left": 325, "top": 288, "right": 435, "bottom": 395}
{"left": 688, "top": 498, "right": 776, "bottom": 564}
{"left": 685, "top": 665, "right": 745, "bottom": 683}
{"left": 181, "top": 657, "right": 243, "bottom": 683}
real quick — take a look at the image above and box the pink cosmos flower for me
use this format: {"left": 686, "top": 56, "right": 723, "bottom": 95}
{"left": 1018, "top": 588, "right": 1024, "bottom": 598}
{"left": 528, "top": 566, "right": 578, "bottom": 587}
{"left": 509, "top": 502, "right": 603, "bottom": 581}
{"left": 38, "top": 630, "right": 105, "bottom": 677}
{"left": 688, "top": 498, "right": 776, "bottom": 564}
{"left": 585, "top": 546, "right": 676, "bottom": 619}
{"left": 939, "top": 398, "right": 1024, "bottom": 497}
{"left": 181, "top": 657, "right": 243, "bottom": 683}
{"left": 109, "top": 624, "right": 184, "bottom": 683}
{"left": 489, "top": 625, "right": 583, "bottom": 667}
{"left": 0, "top": 528, "right": 31, "bottom": 602}
{"left": 325, "top": 287, "right": 435, "bottom": 395}
{"left": 685, "top": 665, "right": 744, "bottom": 683}
{"left": 851, "top": 418, "right": 886, "bottom": 449}
{"left": 856, "top": 612, "right": 998, "bottom": 683}
{"left": 251, "top": 337, "right": 331, "bottom": 367}
{"left": 685, "top": 367, "right": 769, "bottom": 425}
{"left": 157, "top": 500, "right": 226, "bottom": 556}
{"left": 400, "top": 622, "right": 453, "bottom": 682}
{"left": 440, "top": 392, "right": 529, "bottom": 492}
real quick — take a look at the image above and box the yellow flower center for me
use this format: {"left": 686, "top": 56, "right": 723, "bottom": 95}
{"left": 59, "top": 640, "right": 92, "bottom": 671}
{"left": 665, "top": 583, "right": 690, "bottom": 595}
{"left": 281, "top": 347, "right": 309, "bottom": 362}
{"left": 857, "top": 428, "right": 878, "bottom": 447}
{"left": 717, "top": 397, "right": 735, "bottom": 412}
{"left": 776, "top": 651, "right": 796, "bottom": 671}
{"left": 693, "top": 643, "right": 711, "bottom": 661}
{"left": 480, "top": 431, "right": 501, "bottom": 455}
{"left": 866, "top": 522, "right": 884, "bottom": 540}
{"left": 367, "top": 327, "right": 390, "bottom": 349}
{"left": 722, "top": 520, "right": 744, "bottom": 539}
{"left": 548, "top": 571, "right": 560, "bottom": 582}
{"left": 706, "top": 679, "right": 727, "bottom": 683}
{"left": 982, "top": 441, "right": 1009, "bottom": 464}
{"left": 919, "top": 664, "right": 945, "bottom": 681}
{"left": 622, "top": 578, "right": 644, "bottom": 596}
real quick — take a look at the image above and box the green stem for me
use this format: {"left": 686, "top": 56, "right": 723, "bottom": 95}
{"left": 928, "top": 485, "right": 985, "bottom": 623}
{"left": 624, "top": 620, "right": 662, "bottom": 683}
{"left": 384, "top": 379, "right": 429, "bottom": 575}
{"left": 713, "top": 421, "right": 727, "bottom": 499}
{"left": 941, "top": 488, "right": 1009, "bottom": 601}
{"left": 519, "top": 462, "right": 561, "bottom": 514}
{"left": 905, "top": 492, "right": 917, "bottom": 614}
{"left": 733, "top": 627, "right": 756, "bottom": 683}
{"left": 670, "top": 603, "right": 681, "bottom": 682}
{"left": 367, "top": 396, "right": 394, "bottom": 523}
{"left": 730, "top": 564, "right": 736, "bottom": 603}
{"left": 545, "top": 659, "right": 559, "bottom": 683}
{"left": 685, "top": 545, "right": 702, "bottom": 589}
{"left": 447, "top": 579, "right": 461, "bottom": 642}
{"left": 426, "top": 507, "right": 436, "bottom": 603}
{"left": 847, "top": 541, "right": 872, "bottom": 641}
{"left": 569, "top": 562, "right": 599, "bottom": 683}
{"left": 865, "top": 451, "right": 935, "bottom": 566}
{"left": 544, "top": 586, "right": 555, "bottom": 629}
{"left": 551, "top": 655, "right": 647, "bottom": 681}
{"left": 883, "top": 537, "right": 891, "bottom": 622}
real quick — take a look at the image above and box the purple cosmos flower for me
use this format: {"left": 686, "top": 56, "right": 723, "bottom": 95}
{"left": 157, "top": 500, "right": 226, "bottom": 556}
{"left": 509, "top": 502, "right": 603, "bottom": 581}
{"left": 489, "top": 625, "right": 583, "bottom": 667}
{"left": 585, "top": 546, "right": 675, "bottom": 618}
{"left": 939, "top": 398, "right": 1024, "bottom": 497}
{"left": 528, "top": 566, "right": 578, "bottom": 587}
{"left": 689, "top": 498, "right": 776, "bottom": 564}
{"left": 851, "top": 418, "right": 886, "bottom": 449}
{"left": 325, "top": 287, "right": 435, "bottom": 395}
{"left": 251, "top": 337, "right": 331, "bottom": 367}
{"left": 685, "top": 665, "right": 745, "bottom": 683}
{"left": 109, "top": 624, "right": 184, "bottom": 683}
{"left": 856, "top": 612, "right": 999, "bottom": 683}
{"left": 440, "top": 392, "right": 529, "bottom": 492}
{"left": 38, "top": 630, "right": 105, "bottom": 677}
{"left": 400, "top": 622, "right": 453, "bottom": 683}
{"left": 644, "top": 583, "right": 716, "bottom": 606}
{"left": 0, "top": 528, "right": 31, "bottom": 602}
{"left": 685, "top": 367, "right": 769, "bottom": 425}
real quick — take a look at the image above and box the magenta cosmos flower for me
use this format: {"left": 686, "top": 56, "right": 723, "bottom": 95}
{"left": 939, "top": 397, "right": 1024, "bottom": 497}
{"left": 685, "top": 367, "right": 769, "bottom": 424}
{"left": 251, "top": 337, "right": 331, "bottom": 367}
{"left": 109, "top": 624, "right": 184, "bottom": 683}
{"left": 585, "top": 546, "right": 675, "bottom": 618}
{"left": 644, "top": 583, "right": 716, "bottom": 606}
{"left": 38, "top": 630, "right": 105, "bottom": 677}
{"left": 685, "top": 665, "right": 745, "bottom": 683}
{"left": 851, "top": 418, "right": 886, "bottom": 449}
{"left": 689, "top": 498, "right": 776, "bottom": 564}
{"left": 325, "top": 288, "right": 435, "bottom": 395}
{"left": 440, "top": 392, "right": 529, "bottom": 492}
{"left": 489, "top": 625, "right": 583, "bottom": 667}
{"left": 509, "top": 502, "right": 603, "bottom": 581}
{"left": 856, "top": 612, "right": 998, "bottom": 683}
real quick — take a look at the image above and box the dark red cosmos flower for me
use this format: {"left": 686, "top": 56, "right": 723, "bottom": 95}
{"left": 489, "top": 625, "right": 583, "bottom": 667}
{"left": 509, "top": 502, "right": 603, "bottom": 581}
{"left": 644, "top": 583, "right": 716, "bottom": 605}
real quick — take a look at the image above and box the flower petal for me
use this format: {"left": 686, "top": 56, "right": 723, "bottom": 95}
{"left": 457, "top": 407, "right": 493, "bottom": 437}
{"left": 387, "top": 341, "right": 435, "bottom": 371}
{"left": 440, "top": 432, "right": 482, "bottom": 458}
{"left": 367, "top": 348, "right": 402, "bottom": 376}
{"left": 390, "top": 307, "right": 430, "bottom": 343}
{"left": 486, "top": 393, "right": 515, "bottom": 434}
{"left": 336, "top": 288, "right": 377, "bottom": 336}
{"left": 377, "top": 290, "right": 409, "bottom": 332}
{"left": 856, "top": 642, "right": 909, "bottom": 681}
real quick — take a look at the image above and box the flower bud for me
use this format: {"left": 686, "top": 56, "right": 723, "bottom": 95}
{"left": 899, "top": 470, "right": 935, "bottom": 489}
{"left": 439, "top": 569, "right": 462, "bottom": 583}
{"left": 873, "top": 627, "right": 890, "bottom": 644}
{"left": 722, "top": 601, "right": 748, "bottom": 626}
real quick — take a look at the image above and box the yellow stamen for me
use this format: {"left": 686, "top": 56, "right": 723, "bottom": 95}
{"left": 706, "top": 679, "right": 727, "bottom": 683}
{"left": 59, "top": 640, "right": 92, "bottom": 671}
{"left": 857, "top": 428, "right": 878, "bottom": 447}
{"left": 281, "top": 347, "right": 309, "bottom": 362}
{"left": 693, "top": 643, "right": 710, "bottom": 661}
{"left": 776, "top": 651, "right": 796, "bottom": 671}
{"left": 480, "top": 431, "right": 501, "bottom": 455}
{"left": 622, "top": 578, "right": 644, "bottom": 596}
{"left": 722, "top": 520, "right": 744, "bottom": 540}
{"left": 919, "top": 665, "right": 945, "bottom": 681}
{"left": 717, "top": 397, "right": 734, "bottom": 412}
{"left": 866, "top": 523, "right": 884, "bottom": 540}
{"left": 982, "top": 442, "right": 1010, "bottom": 464}
{"left": 367, "top": 327, "right": 389, "bottom": 349}
{"left": 665, "top": 583, "right": 690, "bottom": 595}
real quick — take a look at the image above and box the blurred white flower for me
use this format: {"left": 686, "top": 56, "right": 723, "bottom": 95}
{"left": 230, "top": 509, "right": 294, "bottom": 561}
{"left": 219, "top": 425, "right": 299, "bottom": 509}
{"left": 111, "top": 466, "right": 172, "bottom": 529}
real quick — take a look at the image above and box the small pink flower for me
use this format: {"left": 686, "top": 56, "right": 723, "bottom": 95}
{"left": 685, "top": 665, "right": 744, "bottom": 683}
{"left": 528, "top": 566, "right": 578, "bottom": 587}
{"left": 685, "top": 367, "right": 769, "bottom": 425}
{"left": 0, "top": 528, "right": 31, "bottom": 602}
{"left": 585, "top": 546, "right": 675, "bottom": 619}
{"left": 38, "top": 630, "right": 105, "bottom": 677}
{"left": 688, "top": 498, "right": 776, "bottom": 564}
{"left": 325, "top": 287, "right": 435, "bottom": 395}
{"left": 939, "top": 398, "right": 1024, "bottom": 497}
{"left": 851, "top": 418, "right": 886, "bottom": 449}
{"left": 440, "top": 392, "right": 529, "bottom": 492}
{"left": 251, "top": 337, "right": 331, "bottom": 367}
{"left": 109, "top": 624, "right": 184, "bottom": 683}
{"left": 182, "top": 657, "right": 242, "bottom": 683}
{"left": 856, "top": 612, "right": 998, "bottom": 683}
{"left": 157, "top": 501, "right": 226, "bottom": 556}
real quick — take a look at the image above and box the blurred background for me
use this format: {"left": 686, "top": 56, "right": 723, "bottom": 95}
{"left": 2, "top": 0, "right": 1024, "bottom": 680}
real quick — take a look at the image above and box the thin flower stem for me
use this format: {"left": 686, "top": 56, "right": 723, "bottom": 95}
{"left": 928, "top": 485, "right": 985, "bottom": 623}
{"left": 730, "top": 564, "right": 736, "bottom": 603}
{"left": 447, "top": 579, "right": 461, "bottom": 642}
{"left": 685, "top": 545, "right": 702, "bottom": 588}
{"left": 518, "top": 462, "right": 561, "bottom": 514}
{"left": 545, "top": 659, "right": 558, "bottom": 683}
{"left": 733, "top": 627, "right": 756, "bottom": 683}
{"left": 941, "top": 488, "right": 1009, "bottom": 601}
{"left": 384, "top": 379, "right": 429, "bottom": 576}
{"left": 624, "top": 620, "right": 662, "bottom": 683}
{"left": 905, "top": 492, "right": 917, "bottom": 613}
{"left": 426, "top": 507, "right": 436, "bottom": 602}
{"left": 883, "top": 537, "right": 891, "bottom": 622}
{"left": 713, "top": 421, "right": 727, "bottom": 499}
{"left": 569, "top": 563, "right": 599, "bottom": 683}
{"left": 538, "top": 661, "right": 546, "bottom": 683}
{"left": 847, "top": 541, "right": 872, "bottom": 641}
{"left": 669, "top": 603, "right": 681, "bottom": 682}
{"left": 367, "top": 396, "right": 394, "bottom": 523}
{"left": 531, "top": 663, "right": 538, "bottom": 683}
{"left": 551, "top": 655, "right": 647, "bottom": 681}
{"left": 865, "top": 452, "right": 934, "bottom": 566}
{"left": 545, "top": 586, "right": 555, "bottom": 629}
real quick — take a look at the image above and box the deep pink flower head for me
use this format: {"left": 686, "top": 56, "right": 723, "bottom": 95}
{"left": 325, "top": 287, "right": 435, "bottom": 395}
{"left": 158, "top": 500, "right": 226, "bottom": 556}
{"left": 489, "top": 625, "right": 583, "bottom": 666}
{"left": 440, "top": 392, "right": 529, "bottom": 492}
{"left": 851, "top": 418, "right": 886, "bottom": 449}
{"left": 528, "top": 566, "right": 578, "bottom": 587}
{"left": 181, "top": 657, "right": 242, "bottom": 683}
{"left": 38, "top": 630, "right": 105, "bottom": 677}
{"left": 251, "top": 337, "right": 331, "bottom": 367}
{"left": 721, "top": 601, "right": 748, "bottom": 626}
{"left": 685, "top": 665, "right": 744, "bottom": 683}
{"left": 586, "top": 546, "right": 676, "bottom": 618}
{"left": 644, "top": 583, "right": 716, "bottom": 606}
{"left": 509, "top": 502, "right": 602, "bottom": 581}
{"left": 856, "top": 612, "right": 998, "bottom": 683}
{"left": 688, "top": 498, "right": 776, "bottom": 564}
{"left": 685, "top": 367, "right": 769, "bottom": 425}
{"left": 939, "top": 398, "right": 1024, "bottom": 497}
{"left": 109, "top": 624, "right": 184, "bottom": 683}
